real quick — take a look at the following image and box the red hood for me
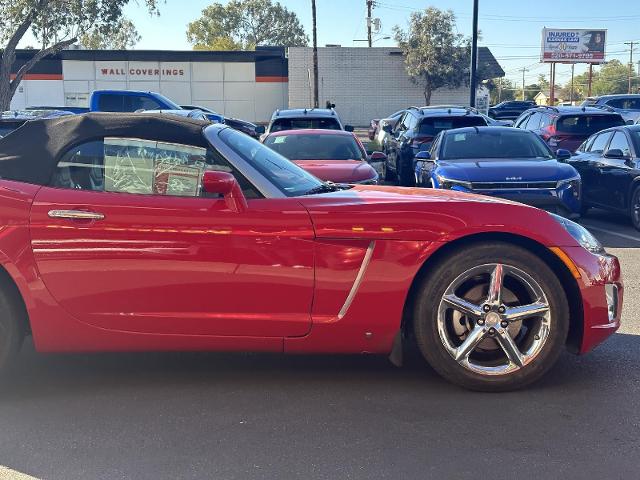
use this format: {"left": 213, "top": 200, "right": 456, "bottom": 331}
{"left": 292, "top": 159, "right": 377, "bottom": 183}
{"left": 295, "top": 185, "right": 579, "bottom": 247}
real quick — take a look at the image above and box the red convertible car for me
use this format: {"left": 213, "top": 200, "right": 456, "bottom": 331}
{"left": 0, "top": 113, "right": 623, "bottom": 391}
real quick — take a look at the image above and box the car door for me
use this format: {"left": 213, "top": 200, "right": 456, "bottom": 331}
{"left": 388, "top": 112, "right": 411, "bottom": 172}
{"left": 575, "top": 130, "right": 614, "bottom": 207}
{"left": 600, "top": 130, "right": 636, "bottom": 211}
{"left": 29, "top": 137, "right": 315, "bottom": 337}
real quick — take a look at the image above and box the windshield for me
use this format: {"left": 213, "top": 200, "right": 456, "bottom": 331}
{"left": 629, "top": 128, "right": 640, "bottom": 152}
{"left": 441, "top": 130, "right": 554, "bottom": 160}
{"left": 218, "top": 127, "right": 323, "bottom": 197}
{"left": 557, "top": 114, "right": 625, "bottom": 135}
{"left": 0, "top": 126, "right": 18, "bottom": 138}
{"left": 419, "top": 116, "right": 486, "bottom": 136}
{"left": 264, "top": 133, "right": 364, "bottom": 161}
{"left": 270, "top": 117, "right": 341, "bottom": 132}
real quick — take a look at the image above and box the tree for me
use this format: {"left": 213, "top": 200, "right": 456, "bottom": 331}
{"left": 393, "top": 7, "right": 470, "bottom": 105}
{"left": 592, "top": 60, "right": 629, "bottom": 96}
{"left": 487, "top": 77, "right": 515, "bottom": 104}
{"left": 79, "top": 18, "right": 141, "bottom": 50}
{"left": 187, "top": 0, "right": 308, "bottom": 51}
{"left": 0, "top": 0, "right": 159, "bottom": 111}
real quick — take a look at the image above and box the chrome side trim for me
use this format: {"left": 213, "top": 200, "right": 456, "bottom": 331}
{"left": 338, "top": 241, "right": 375, "bottom": 319}
{"left": 48, "top": 210, "right": 104, "bottom": 220}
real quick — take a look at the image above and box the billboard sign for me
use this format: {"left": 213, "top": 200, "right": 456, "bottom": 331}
{"left": 541, "top": 29, "right": 606, "bottom": 63}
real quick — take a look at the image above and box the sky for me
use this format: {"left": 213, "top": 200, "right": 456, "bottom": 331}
{"left": 24, "top": 1, "right": 640, "bottom": 87}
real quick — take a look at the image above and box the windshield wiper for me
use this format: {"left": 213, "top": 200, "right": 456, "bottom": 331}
{"left": 302, "top": 181, "right": 340, "bottom": 195}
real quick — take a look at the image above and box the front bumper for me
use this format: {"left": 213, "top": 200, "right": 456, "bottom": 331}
{"left": 560, "top": 246, "right": 623, "bottom": 354}
{"left": 458, "top": 185, "right": 581, "bottom": 218}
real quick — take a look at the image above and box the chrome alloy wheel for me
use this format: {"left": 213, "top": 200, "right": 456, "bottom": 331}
{"left": 437, "top": 263, "right": 551, "bottom": 376}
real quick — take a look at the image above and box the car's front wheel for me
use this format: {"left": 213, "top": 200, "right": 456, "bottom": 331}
{"left": 413, "top": 242, "right": 569, "bottom": 391}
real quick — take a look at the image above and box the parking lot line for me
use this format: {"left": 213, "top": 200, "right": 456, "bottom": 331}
{"left": 0, "top": 466, "right": 39, "bottom": 480}
{"left": 581, "top": 223, "right": 640, "bottom": 243}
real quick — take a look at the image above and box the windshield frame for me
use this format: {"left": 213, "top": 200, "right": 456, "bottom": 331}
{"left": 439, "top": 129, "right": 555, "bottom": 161}
{"left": 206, "top": 125, "right": 324, "bottom": 198}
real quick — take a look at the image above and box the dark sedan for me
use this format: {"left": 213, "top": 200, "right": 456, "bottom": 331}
{"left": 568, "top": 125, "right": 640, "bottom": 229}
{"left": 488, "top": 101, "right": 536, "bottom": 121}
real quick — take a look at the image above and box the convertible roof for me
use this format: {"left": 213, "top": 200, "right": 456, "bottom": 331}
{"left": 0, "top": 112, "right": 209, "bottom": 185}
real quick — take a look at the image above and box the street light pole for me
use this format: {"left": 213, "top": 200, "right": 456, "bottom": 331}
{"left": 469, "top": 0, "right": 479, "bottom": 107}
{"left": 625, "top": 41, "right": 635, "bottom": 94}
{"left": 311, "top": 0, "right": 319, "bottom": 108}
{"left": 367, "top": 0, "right": 373, "bottom": 48}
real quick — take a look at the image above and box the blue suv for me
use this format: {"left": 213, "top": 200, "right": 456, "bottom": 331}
{"left": 414, "top": 126, "right": 582, "bottom": 218}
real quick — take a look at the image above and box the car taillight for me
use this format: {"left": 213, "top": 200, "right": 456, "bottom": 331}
{"left": 541, "top": 125, "right": 556, "bottom": 141}
{"left": 412, "top": 136, "right": 433, "bottom": 150}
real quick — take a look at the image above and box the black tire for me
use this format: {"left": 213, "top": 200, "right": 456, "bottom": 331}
{"left": 580, "top": 204, "right": 590, "bottom": 217}
{"left": 412, "top": 242, "right": 569, "bottom": 392}
{"left": 383, "top": 159, "right": 396, "bottom": 182}
{"left": 398, "top": 157, "right": 416, "bottom": 187}
{"left": 0, "top": 283, "right": 25, "bottom": 376}
{"left": 630, "top": 186, "right": 640, "bottom": 231}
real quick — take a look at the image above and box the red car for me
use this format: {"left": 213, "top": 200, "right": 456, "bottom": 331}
{"left": 0, "top": 113, "right": 623, "bottom": 391}
{"left": 263, "top": 129, "right": 383, "bottom": 184}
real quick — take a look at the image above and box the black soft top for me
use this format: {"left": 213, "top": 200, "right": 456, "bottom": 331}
{"left": 0, "top": 112, "right": 209, "bottom": 185}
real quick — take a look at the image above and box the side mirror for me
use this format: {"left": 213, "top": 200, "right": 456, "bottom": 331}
{"left": 604, "top": 148, "right": 626, "bottom": 159}
{"left": 202, "top": 171, "right": 247, "bottom": 213}
{"left": 414, "top": 151, "right": 431, "bottom": 160}
{"left": 383, "top": 124, "right": 392, "bottom": 133}
{"left": 254, "top": 125, "right": 266, "bottom": 135}
{"left": 344, "top": 125, "right": 354, "bottom": 132}
{"left": 556, "top": 149, "right": 572, "bottom": 161}
{"left": 369, "top": 151, "right": 387, "bottom": 162}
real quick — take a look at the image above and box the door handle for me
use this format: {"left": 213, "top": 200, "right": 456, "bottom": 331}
{"left": 48, "top": 209, "right": 105, "bottom": 220}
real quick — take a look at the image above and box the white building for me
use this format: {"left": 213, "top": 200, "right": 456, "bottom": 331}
{"left": 9, "top": 46, "right": 503, "bottom": 125}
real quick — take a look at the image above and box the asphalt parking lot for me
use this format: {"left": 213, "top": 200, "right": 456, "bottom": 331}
{"left": 0, "top": 209, "right": 637, "bottom": 480}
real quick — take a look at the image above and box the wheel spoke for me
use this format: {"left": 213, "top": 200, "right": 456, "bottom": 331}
{"left": 454, "top": 326, "right": 487, "bottom": 362}
{"left": 504, "top": 302, "right": 549, "bottom": 322}
{"left": 495, "top": 329, "right": 524, "bottom": 367}
{"left": 442, "top": 294, "right": 483, "bottom": 318}
{"left": 487, "top": 263, "right": 504, "bottom": 305}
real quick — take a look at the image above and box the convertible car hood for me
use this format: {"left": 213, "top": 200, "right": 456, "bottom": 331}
{"left": 293, "top": 159, "right": 377, "bottom": 183}
{"left": 437, "top": 159, "right": 576, "bottom": 182}
{"left": 296, "top": 185, "right": 576, "bottom": 246}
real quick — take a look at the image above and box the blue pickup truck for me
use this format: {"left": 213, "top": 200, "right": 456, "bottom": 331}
{"left": 27, "top": 90, "right": 268, "bottom": 136}
{"left": 30, "top": 90, "right": 184, "bottom": 114}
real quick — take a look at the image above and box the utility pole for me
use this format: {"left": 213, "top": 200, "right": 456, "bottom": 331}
{"left": 311, "top": 0, "right": 319, "bottom": 108}
{"left": 624, "top": 41, "right": 635, "bottom": 94}
{"left": 366, "top": 0, "right": 374, "bottom": 48}
{"left": 520, "top": 67, "right": 528, "bottom": 101}
{"left": 469, "top": 0, "right": 479, "bottom": 107}
{"left": 570, "top": 64, "right": 575, "bottom": 104}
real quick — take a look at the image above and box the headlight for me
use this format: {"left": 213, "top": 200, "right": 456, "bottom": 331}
{"left": 435, "top": 174, "right": 472, "bottom": 190}
{"left": 548, "top": 212, "right": 604, "bottom": 253}
{"left": 558, "top": 175, "right": 581, "bottom": 199}
{"left": 355, "top": 174, "right": 379, "bottom": 185}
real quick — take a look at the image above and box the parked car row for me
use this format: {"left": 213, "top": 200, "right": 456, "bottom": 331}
{"left": 289, "top": 103, "right": 639, "bottom": 230}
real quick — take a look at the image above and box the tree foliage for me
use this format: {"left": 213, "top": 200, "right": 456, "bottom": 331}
{"left": 393, "top": 7, "right": 470, "bottom": 105}
{"left": 79, "top": 17, "right": 141, "bottom": 50}
{"left": 0, "top": 0, "right": 159, "bottom": 110}
{"left": 187, "top": 0, "right": 308, "bottom": 51}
